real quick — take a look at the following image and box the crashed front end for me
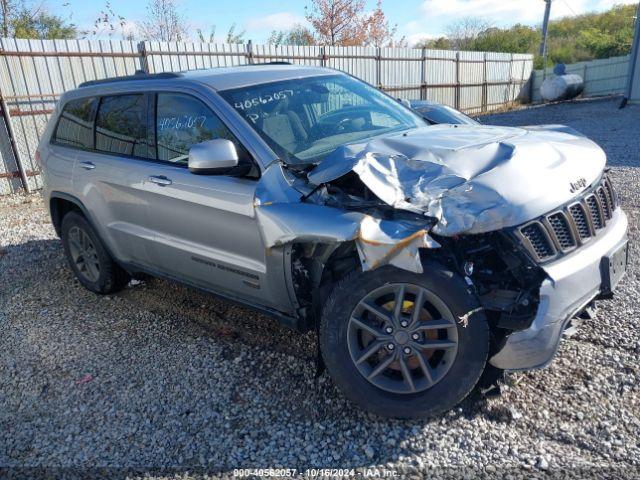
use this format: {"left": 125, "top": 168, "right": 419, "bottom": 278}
{"left": 253, "top": 124, "right": 628, "bottom": 371}
{"left": 490, "top": 176, "right": 628, "bottom": 370}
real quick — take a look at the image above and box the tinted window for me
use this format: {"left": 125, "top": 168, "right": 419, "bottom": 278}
{"left": 156, "top": 93, "right": 243, "bottom": 165}
{"left": 420, "top": 106, "right": 478, "bottom": 125}
{"left": 411, "top": 102, "right": 479, "bottom": 126}
{"left": 53, "top": 97, "right": 97, "bottom": 149}
{"left": 95, "top": 94, "right": 148, "bottom": 157}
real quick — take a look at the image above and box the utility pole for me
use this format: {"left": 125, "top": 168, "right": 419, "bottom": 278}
{"left": 621, "top": 1, "right": 640, "bottom": 107}
{"left": 540, "top": 0, "right": 552, "bottom": 79}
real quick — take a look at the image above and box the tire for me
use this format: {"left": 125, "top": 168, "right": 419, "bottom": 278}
{"left": 319, "top": 262, "right": 489, "bottom": 419}
{"left": 61, "top": 211, "right": 130, "bottom": 294}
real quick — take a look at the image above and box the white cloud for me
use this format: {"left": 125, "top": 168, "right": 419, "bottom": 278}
{"left": 406, "top": 32, "right": 440, "bottom": 46}
{"left": 244, "top": 12, "right": 307, "bottom": 32}
{"left": 421, "top": 0, "right": 589, "bottom": 24}
{"left": 416, "top": 0, "right": 634, "bottom": 28}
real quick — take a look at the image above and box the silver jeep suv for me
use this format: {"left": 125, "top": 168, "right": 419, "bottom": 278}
{"left": 40, "top": 65, "right": 628, "bottom": 418}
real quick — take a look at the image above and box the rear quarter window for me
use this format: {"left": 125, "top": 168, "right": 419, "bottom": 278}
{"left": 95, "top": 94, "right": 149, "bottom": 158}
{"left": 53, "top": 97, "right": 98, "bottom": 149}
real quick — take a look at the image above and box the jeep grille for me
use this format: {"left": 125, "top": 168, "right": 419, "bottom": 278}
{"left": 516, "top": 176, "right": 618, "bottom": 263}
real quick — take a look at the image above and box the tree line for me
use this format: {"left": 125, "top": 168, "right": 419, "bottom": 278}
{"left": 417, "top": 4, "right": 638, "bottom": 68}
{"left": 0, "top": 0, "right": 404, "bottom": 47}
{"left": 1, "top": 0, "right": 637, "bottom": 68}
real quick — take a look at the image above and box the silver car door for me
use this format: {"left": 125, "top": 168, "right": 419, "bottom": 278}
{"left": 140, "top": 92, "right": 282, "bottom": 309}
{"left": 72, "top": 93, "right": 157, "bottom": 268}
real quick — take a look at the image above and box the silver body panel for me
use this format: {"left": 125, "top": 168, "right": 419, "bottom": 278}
{"left": 40, "top": 66, "right": 629, "bottom": 371}
{"left": 307, "top": 124, "right": 606, "bottom": 236}
{"left": 490, "top": 208, "right": 628, "bottom": 370}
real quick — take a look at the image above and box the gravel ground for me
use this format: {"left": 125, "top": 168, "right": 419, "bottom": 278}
{"left": 1, "top": 96, "right": 639, "bottom": 479}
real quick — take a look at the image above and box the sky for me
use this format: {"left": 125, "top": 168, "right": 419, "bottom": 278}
{"left": 45, "top": 0, "right": 640, "bottom": 45}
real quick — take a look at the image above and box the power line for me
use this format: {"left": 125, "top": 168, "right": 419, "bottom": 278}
{"left": 561, "top": 0, "right": 578, "bottom": 16}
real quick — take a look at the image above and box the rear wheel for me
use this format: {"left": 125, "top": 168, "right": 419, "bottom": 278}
{"left": 320, "top": 263, "right": 489, "bottom": 419}
{"left": 61, "top": 211, "right": 129, "bottom": 294}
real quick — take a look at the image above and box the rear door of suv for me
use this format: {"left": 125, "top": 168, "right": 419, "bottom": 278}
{"left": 66, "top": 92, "right": 158, "bottom": 268}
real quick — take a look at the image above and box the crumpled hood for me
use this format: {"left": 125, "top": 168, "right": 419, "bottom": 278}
{"left": 307, "top": 124, "right": 606, "bottom": 235}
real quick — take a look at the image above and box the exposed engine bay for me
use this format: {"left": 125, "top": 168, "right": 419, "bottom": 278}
{"left": 290, "top": 170, "right": 545, "bottom": 337}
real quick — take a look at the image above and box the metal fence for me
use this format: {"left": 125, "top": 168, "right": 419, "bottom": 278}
{"left": 531, "top": 54, "right": 630, "bottom": 103}
{"left": 0, "top": 38, "right": 533, "bottom": 194}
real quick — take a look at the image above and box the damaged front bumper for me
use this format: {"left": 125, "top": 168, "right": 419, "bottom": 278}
{"left": 489, "top": 208, "right": 629, "bottom": 371}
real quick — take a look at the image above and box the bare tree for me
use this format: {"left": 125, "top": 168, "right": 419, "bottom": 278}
{"left": 268, "top": 24, "right": 314, "bottom": 46}
{"left": 0, "top": 0, "right": 18, "bottom": 37}
{"left": 85, "top": 2, "right": 131, "bottom": 39}
{"left": 140, "top": 0, "right": 187, "bottom": 42}
{"left": 226, "top": 23, "right": 245, "bottom": 44}
{"left": 305, "top": 0, "right": 368, "bottom": 46}
{"left": 445, "top": 17, "right": 492, "bottom": 50}
{"left": 196, "top": 25, "right": 216, "bottom": 43}
{"left": 194, "top": 24, "right": 245, "bottom": 44}
{"left": 363, "top": 0, "right": 406, "bottom": 47}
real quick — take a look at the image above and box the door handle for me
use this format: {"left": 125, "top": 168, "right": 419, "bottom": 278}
{"left": 79, "top": 161, "right": 95, "bottom": 170}
{"left": 148, "top": 175, "right": 172, "bottom": 186}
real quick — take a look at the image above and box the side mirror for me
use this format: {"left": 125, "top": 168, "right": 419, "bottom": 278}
{"left": 188, "top": 139, "right": 239, "bottom": 175}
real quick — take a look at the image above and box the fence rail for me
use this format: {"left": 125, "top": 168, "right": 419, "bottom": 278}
{"left": 0, "top": 38, "right": 533, "bottom": 195}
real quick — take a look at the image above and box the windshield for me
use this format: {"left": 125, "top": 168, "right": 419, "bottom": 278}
{"left": 219, "top": 74, "right": 425, "bottom": 165}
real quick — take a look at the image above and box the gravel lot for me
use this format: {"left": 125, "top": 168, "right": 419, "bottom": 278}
{"left": 1, "top": 96, "right": 639, "bottom": 479}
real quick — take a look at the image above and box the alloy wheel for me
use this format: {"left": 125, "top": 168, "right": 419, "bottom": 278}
{"left": 67, "top": 226, "right": 101, "bottom": 283}
{"left": 347, "top": 283, "right": 459, "bottom": 394}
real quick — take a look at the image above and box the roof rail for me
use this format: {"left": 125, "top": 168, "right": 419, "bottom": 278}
{"left": 78, "top": 71, "right": 183, "bottom": 88}
{"left": 78, "top": 63, "right": 293, "bottom": 88}
{"left": 245, "top": 61, "right": 292, "bottom": 66}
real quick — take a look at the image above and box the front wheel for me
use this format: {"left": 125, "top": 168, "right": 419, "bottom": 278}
{"left": 319, "top": 263, "right": 489, "bottom": 419}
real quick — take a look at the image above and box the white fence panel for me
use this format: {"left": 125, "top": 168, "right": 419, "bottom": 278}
{"left": 0, "top": 38, "right": 141, "bottom": 192}
{"left": 0, "top": 38, "right": 533, "bottom": 194}
{"left": 459, "top": 51, "right": 484, "bottom": 114}
{"left": 424, "top": 49, "right": 457, "bottom": 107}
{"left": 531, "top": 55, "right": 630, "bottom": 103}
{"left": 144, "top": 41, "right": 247, "bottom": 73}
{"left": 326, "top": 46, "right": 378, "bottom": 86}
{"left": 252, "top": 44, "right": 323, "bottom": 66}
{"left": 486, "top": 52, "right": 513, "bottom": 112}
{"left": 380, "top": 47, "right": 423, "bottom": 100}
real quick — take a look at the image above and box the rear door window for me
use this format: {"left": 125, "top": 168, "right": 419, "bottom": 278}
{"left": 95, "top": 94, "right": 149, "bottom": 158}
{"left": 53, "top": 97, "right": 98, "bottom": 149}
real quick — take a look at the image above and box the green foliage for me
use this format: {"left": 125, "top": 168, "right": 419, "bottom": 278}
{"left": 543, "top": 4, "right": 636, "bottom": 64}
{"left": 268, "top": 24, "right": 315, "bottom": 46}
{"left": 429, "top": 4, "right": 637, "bottom": 67}
{"left": 471, "top": 25, "right": 539, "bottom": 54}
{"left": 415, "top": 37, "right": 451, "bottom": 49}
{"left": 11, "top": 8, "right": 77, "bottom": 39}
